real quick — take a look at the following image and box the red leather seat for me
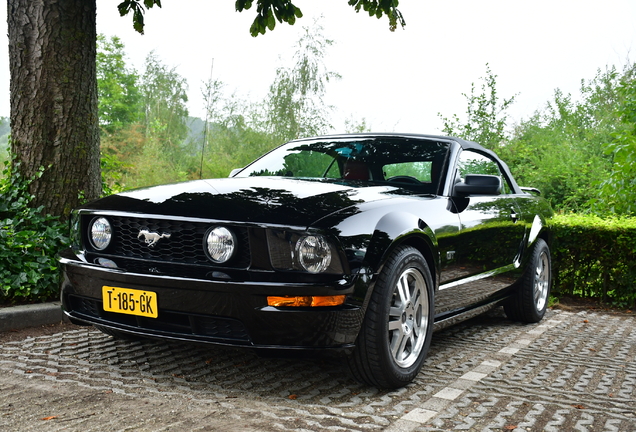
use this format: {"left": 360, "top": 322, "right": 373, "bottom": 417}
{"left": 343, "top": 160, "right": 369, "bottom": 180}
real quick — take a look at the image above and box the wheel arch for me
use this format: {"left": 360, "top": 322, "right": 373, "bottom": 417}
{"left": 364, "top": 211, "right": 440, "bottom": 296}
{"left": 397, "top": 235, "right": 439, "bottom": 290}
{"left": 524, "top": 213, "right": 554, "bottom": 263}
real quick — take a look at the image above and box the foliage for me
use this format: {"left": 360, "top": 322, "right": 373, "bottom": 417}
{"left": 265, "top": 21, "right": 340, "bottom": 142}
{"left": 596, "top": 65, "right": 636, "bottom": 215}
{"left": 236, "top": 0, "right": 303, "bottom": 36}
{"left": 551, "top": 213, "right": 636, "bottom": 308}
{"left": 97, "top": 35, "right": 142, "bottom": 134}
{"left": 501, "top": 67, "right": 622, "bottom": 212}
{"left": 117, "top": 0, "right": 162, "bottom": 34}
{"left": 99, "top": 49, "right": 192, "bottom": 190}
{"left": 0, "top": 117, "right": 9, "bottom": 170}
{"left": 189, "top": 21, "right": 339, "bottom": 180}
{"left": 438, "top": 65, "right": 634, "bottom": 214}
{"left": 196, "top": 80, "right": 279, "bottom": 178}
{"left": 0, "top": 155, "right": 69, "bottom": 304}
{"left": 118, "top": 0, "right": 404, "bottom": 36}
{"left": 140, "top": 51, "right": 189, "bottom": 147}
{"left": 237, "top": 0, "right": 405, "bottom": 36}
{"left": 438, "top": 64, "right": 516, "bottom": 151}
{"left": 98, "top": 21, "right": 344, "bottom": 187}
{"left": 97, "top": 34, "right": 143, "bottom": 192}
{"left": 344, "top": 116, "right": 372, "bottom": 133}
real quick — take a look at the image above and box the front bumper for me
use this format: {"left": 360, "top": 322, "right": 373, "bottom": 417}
{"left": 59, "top": 249, "right": 364, "bottom": 350}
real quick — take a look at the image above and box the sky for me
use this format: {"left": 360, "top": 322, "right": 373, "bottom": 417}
{"left": 1, "top": 0, "right": 635, "bottom": 134}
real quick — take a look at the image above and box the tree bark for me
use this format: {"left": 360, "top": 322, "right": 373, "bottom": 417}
{"left": 8, "top": 0, "right": 101, "bottom": 218}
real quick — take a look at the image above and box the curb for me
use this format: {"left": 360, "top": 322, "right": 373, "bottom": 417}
{"left": 0, "top": 302, "right": 69, "bottom": 332}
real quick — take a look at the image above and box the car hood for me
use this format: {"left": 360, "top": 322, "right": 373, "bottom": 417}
{"left": 84, "top": 177, "right": 400, "bottom": 227}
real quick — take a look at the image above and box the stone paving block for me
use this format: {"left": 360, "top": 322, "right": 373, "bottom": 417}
{"left": 433, "top": 387, "right": 464, "bottom": 400}
{"left": 0, "top": 308, "right": 634, "bottom": 431}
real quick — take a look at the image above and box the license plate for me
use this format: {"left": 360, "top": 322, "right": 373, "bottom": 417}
{"left": 102, "top": 286, "right": 158, "bottom": 318}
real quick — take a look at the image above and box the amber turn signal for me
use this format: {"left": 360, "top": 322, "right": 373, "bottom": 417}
{"left": 267, "top": 295, "right": 346, "bottom": 307}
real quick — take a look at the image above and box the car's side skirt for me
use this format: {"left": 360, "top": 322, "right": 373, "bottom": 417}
{"left": 432, "top": 297, "right": 508, "bottom": 333}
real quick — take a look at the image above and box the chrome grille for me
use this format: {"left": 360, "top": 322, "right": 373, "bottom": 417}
{"left": 85, "top": 215, "right": 250, "bottom": 268}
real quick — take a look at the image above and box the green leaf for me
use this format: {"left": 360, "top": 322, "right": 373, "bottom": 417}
{"left": 117, "top": 1, "right": 132, "bottom": 16}
{"left": 133, "top": 9, "right": 145, "bottom": 34}
{"left": 267, "top": 12, "right": 276, "bottom": 30}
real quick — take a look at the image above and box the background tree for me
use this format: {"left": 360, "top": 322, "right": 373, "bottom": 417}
{"left": 344, "top": 116, "right": 372, "bottom": 134}
{"left": 265, "top": 21, "right": 341, "bottom": 142}
{"left": 7, "top": 0, "right": 101, "bottom": 218}
{"left": 437, "top": 64, "right": 629, "bottom": 213}
{"left": 140, "top": 52, "right": 189, "bottom": 146}
{"left": 7, "top": 0, "right": 404, "bottom": 220}
{"left": 97, "top": 34, "right": 144, "bottom": 193}
{"left": 501, "top": 67, "right": 621, "bottom": 212}
{"left": 196, "top": 78, "right": 276, "bottom": 179}
{"left": 95, "top": 21, "right": 343, "bottom": 188}
{"left": 597, "top": 65, "right": 636, "bottom": 215}
{"left": 438, "top": 64, "right": 516, "bottom": 151}
{"left": 195, "top": 22, "right": 342, "bottom": 179}
{"left": 110, "top": 53, "right": 191, "bottom": 188}
{"left": 97, "top": 35, "right": 142, "bottom": 134}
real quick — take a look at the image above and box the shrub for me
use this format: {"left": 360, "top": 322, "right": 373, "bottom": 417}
{"left": 0, "top": 158, "right": 69, "bottom": 304}
{"left": 552, "top": 213, "right": 636, "bottom": 308}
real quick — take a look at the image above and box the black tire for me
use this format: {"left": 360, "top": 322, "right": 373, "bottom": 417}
{"left": 94, "top": 325, "right": 144, "bottom": 341}
{"left": 504, "top": 238, "right": 552, "bottom": 323}
{"left": 348, "top": 246, "right": 434, "bottom": 388}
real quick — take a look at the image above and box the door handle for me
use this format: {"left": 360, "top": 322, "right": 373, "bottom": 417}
{"left": 510, "top": 209, "right": 519, "bottom": 223}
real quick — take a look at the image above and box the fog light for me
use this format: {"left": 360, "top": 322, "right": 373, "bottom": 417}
{"left": 267, "top": 295, "right": 346, "bottom": 307}
{"left": 206, "top": 226, "right": 235, "bottom": 263}
{"left": 89, "top": 217, "right": 112, "bottom": 250}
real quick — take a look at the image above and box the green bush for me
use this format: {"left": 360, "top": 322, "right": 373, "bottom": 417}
{"left": 552, "top": 213, "right": 636, "bottom": 308}
{"left": 0, "top": 158, "right": 69, "bottom": 304}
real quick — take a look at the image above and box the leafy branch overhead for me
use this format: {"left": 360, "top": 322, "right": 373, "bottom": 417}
{"left": 117, "top": 0, "right": 405, "bottom": 36}
{"left": 117, "top": 0, "right": 162, "bottom": 34}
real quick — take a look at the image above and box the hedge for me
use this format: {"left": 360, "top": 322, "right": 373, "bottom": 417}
{"left": 0, "top": 161, "right": 69, "bottom": 304}
{"left": 551, "top": 213, "right": 636, "bottom": 308}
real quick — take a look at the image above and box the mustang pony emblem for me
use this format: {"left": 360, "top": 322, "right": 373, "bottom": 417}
{"left": 138, "top": 230, "right": 171, "bottom": 247}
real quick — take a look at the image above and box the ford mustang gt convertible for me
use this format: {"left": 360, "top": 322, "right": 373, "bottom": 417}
{"left": 60, "top": 133, "right": 553, "bottom": 388}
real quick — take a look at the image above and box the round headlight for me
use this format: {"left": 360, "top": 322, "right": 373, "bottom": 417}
{"left": 296, "top": 235, "right": 332, "bottom": 273}
{"left": 206, "top": 227, "right": 236, "bottom": 263}
{"left": 90, "top": 217, "right": 112, "bottom": 250}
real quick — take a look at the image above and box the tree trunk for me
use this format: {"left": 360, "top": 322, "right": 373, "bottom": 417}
{"left": 7, "top": 0, "right": 101, "bottom": 219}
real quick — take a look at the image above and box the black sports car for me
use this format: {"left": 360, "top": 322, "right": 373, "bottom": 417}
{"left": 60, "top": 133, "right": 553, "bottom": 388}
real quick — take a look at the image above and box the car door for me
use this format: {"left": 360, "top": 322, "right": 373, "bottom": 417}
{"left": 435, "top": 149, "right": 527, "bottom": 317}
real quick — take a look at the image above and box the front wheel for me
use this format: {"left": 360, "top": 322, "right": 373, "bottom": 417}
{"left": 348, "top": 246, "right": 434, "bottom": 388}
{"left": 504, "top": 238, "right": 552, "bottom": 323}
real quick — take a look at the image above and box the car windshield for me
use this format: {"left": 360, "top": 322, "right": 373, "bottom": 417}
{"left": 235, "top": 137, "right": 451, "bottom": 193}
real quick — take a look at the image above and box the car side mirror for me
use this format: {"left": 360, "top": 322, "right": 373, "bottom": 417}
{"left": 454, "top": 174, "right": 502, "bottom": 196}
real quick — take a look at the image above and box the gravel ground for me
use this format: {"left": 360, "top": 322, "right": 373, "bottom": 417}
{"left": 1, "top": 303, "right": 634, "bottom": 431}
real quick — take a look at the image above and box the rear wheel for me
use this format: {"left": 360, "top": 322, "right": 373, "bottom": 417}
{"left": 348, "top": 246, "right": 434, "bottom": 388}
{"left": 504, "top": 238, "right": 551, "bottom": 323}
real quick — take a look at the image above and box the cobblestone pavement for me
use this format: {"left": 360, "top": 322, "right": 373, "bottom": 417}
{"left": 1, "top": 307, "right": 634, "bottom": 431}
